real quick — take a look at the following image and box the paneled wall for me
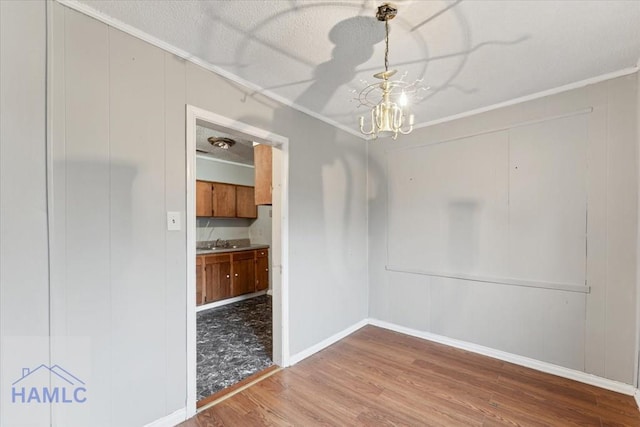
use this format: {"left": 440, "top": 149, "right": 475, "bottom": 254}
{"left": 49, "top": 3, "right": 368, "bottom": 426}
{"left": 368, "top": 74, "right": 639, "bottom": 385}
{"left": 0, "top": 2, "right": 51, "bottom": 426}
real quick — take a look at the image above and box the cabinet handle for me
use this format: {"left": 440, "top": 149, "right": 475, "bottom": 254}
{"left": 235, "top": 273, "right": 239, "bottom": 277}
{"left": 266, "top": 268, "right": 269, "bottom": 271}
{"left": 226, "top": 275, "right": 230, "bottom": 278}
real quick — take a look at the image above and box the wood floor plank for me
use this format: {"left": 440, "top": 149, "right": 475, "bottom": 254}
{"left": 489, "top": 383, "right": 602, "bottom": 426}
{"left": 180, "top": 326, "right": 640, "bottom": 427}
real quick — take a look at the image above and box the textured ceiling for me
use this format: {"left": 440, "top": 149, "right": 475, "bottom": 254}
{"left": 196, "top": 125, "right": 255, "bottom": 165}
{"left": 76, "top": 0, "right": 640, "bottom": 137}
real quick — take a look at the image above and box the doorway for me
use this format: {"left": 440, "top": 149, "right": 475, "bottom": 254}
{"left": 185, "top": 105, "right": 289, "bottom": 417}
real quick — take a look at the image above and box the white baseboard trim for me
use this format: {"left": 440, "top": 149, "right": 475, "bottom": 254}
{"left": 267, "top": 289, "right": 273, "bottom": 296}
{"left": 143, "top": 408, "right": 186, "bottom": 427}
{"left": 635, "top": 389, "right": 640, "bottom": 410}
{"left": 287, "top": 319, "right": 369, "bottom": 366}
{"left": 368, "top": 318, "right": 638, "bottom": 397}
{"left": 195, "top": 291, "right": 267, "bottom": 312}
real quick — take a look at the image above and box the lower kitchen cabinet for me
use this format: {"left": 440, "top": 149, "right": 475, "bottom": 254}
{"left": 196, "top": 247, "right": 269, "bottom": 306}
{"left": 203, "top": 254, "right": 232, "bottom": 303}
{"left": 256, "top": 251, "right": 269, "bottom": 291}
{"left": 196, "top": 256, "right": 204, "bottom": 304}
{"left": 232, "top": 251, "right": 256, "bottom": 296}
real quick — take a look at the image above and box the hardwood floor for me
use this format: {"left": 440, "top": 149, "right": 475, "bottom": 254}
{"left": 180, "top": 326, "right": 640, "bottom": 426}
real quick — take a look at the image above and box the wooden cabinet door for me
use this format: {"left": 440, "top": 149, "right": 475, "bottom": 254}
{"left": 236, "top": 186, "right": 257, "bottom": 218}
{"left": 204, "top": 255, "right": 231, "bottom": 302}
{"left": 196, "top": 180, "right": 212, "bottom": 217}
{"left": 231, "top": 251, "right": 255, "bottom": 296}
{"left": 256, "top": 254, "right": 269, "bottom": 292}
{"left": 254, "top": 144, "right": 272, "bottom": 205}
{"left": 196, "top": 256, "right": 204, "bottom": 305}
{"left": 212, "top": 183, "right": 236, "bottom": 217}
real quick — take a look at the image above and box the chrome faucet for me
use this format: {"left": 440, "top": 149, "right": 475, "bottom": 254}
{"left": 214, "top": 238, "right": 230, "bottom": 248}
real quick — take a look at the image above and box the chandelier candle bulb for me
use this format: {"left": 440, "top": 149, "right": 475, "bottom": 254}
{"left": 399, "top": 91, "right": 408, "bottom": 107}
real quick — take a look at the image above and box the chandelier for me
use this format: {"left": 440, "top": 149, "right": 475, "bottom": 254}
{"left": 357, "top": 3, "right": 423, "bottom": 140}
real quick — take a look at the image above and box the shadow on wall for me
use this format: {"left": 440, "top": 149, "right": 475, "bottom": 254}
{"left": 447, "top": 199, "right": 481, "bottom": 274}
{"left": 55, "top": 160, "right": 137, "bottom": 262}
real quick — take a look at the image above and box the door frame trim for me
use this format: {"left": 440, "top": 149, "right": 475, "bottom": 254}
{"left": 185, "top": 105, "right": 290, "bottom": 417}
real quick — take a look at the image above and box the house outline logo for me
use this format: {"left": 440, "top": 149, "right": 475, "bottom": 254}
{"left": 11, "top": 365, "right": 87, "bottom": 404}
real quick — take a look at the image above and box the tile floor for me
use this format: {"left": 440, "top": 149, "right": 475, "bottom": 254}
{"left": 196, "top": 295, "right": 273, "bottom": 401}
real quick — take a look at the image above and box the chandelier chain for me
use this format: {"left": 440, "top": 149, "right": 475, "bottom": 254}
{"left": 384, "top": 19, "right": 389, "bottom": 73}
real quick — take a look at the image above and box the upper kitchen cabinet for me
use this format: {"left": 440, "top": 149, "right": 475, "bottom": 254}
{"left": 236, "top": 186, "right": 257, "bottom": 218}
{"left": 196, "top": 180, "right": 213, "bottom": 217}
{"left": 254, "top": 144, "right": 272, "bottom": 205}
{"left": 212, "top": 182, "right": 236, "bottom": 218}
{"left": 196, "top": 180, "right": 257, "bottom": 219}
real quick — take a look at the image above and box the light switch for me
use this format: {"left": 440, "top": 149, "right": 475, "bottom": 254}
{"left": 167, "top": 211, "right": 181, "bottom": 231}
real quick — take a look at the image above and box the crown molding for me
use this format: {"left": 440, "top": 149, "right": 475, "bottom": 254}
{"left": 414, "top": 66, "right": 639, "bottom": 131}
{"left": 56, "top": 0, "right": 639, "bottom": 142}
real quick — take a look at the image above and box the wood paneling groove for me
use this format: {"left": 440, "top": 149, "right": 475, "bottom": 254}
{"left": 180, "top": 326, "right": 640, "bottom": 426}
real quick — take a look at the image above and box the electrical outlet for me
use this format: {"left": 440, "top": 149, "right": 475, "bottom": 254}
{"left": 167, "top": 211, "right": 181, "bottom": 231}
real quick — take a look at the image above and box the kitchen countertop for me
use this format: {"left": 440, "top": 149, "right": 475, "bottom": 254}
{"left": 196, "top": 244, "right": 269, "bottom": 255}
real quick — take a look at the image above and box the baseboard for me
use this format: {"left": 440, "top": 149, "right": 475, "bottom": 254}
{"left": 143, "top": 408, "right": 186, "bottom": 427}
{"left": 368, "top": 318, "right": 637, "bottom": 397}
{"left": 287, "top": 319, "right": 369, "bottom": 366}
{"left": 195, "top": 291, "right": 267, "bottom": 312}
{"left": 635, "top": 389, "right": 640, "bottom": 409}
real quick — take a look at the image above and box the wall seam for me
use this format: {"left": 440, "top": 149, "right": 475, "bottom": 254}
{"left": 604, "top": 81, "right": 611, "bottom": 379}
{"left": 0, "top": 2, "right": 4, "bottom": 421}
{"left": 583, "top": 102, "right": 590, "bottom": 374}
{"left": 107, "top": 24, "right": 113, "bottom": 426}
{"left": 635, "top": 71, "right": 640, "bottom": 388}
{"left": 162, "top": 51, "right": 169, "bottom": 419}
{"left": 365, "top": 140, "right": 370, "bottom": 318}
{"left": 44, "top": 0, "right": 53, "bottom": 424}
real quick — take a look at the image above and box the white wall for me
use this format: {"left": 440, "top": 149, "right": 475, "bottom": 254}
{"left": 368, "top": 74, "right": 639, "bottom": 385}
{"left": 0, "top": 2, "right": 51, "bottom": 426}
{"left": 47, "top": 3, "right": 368, "bottom": 426}
{"left": 196, "top": 218, "right": 251, "bottom": 242}
{"left": 250, "top": 205, "right": 273, "bottom": 246}
{"left": 195, "top": 155, "right": 254, "bottom": 186}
